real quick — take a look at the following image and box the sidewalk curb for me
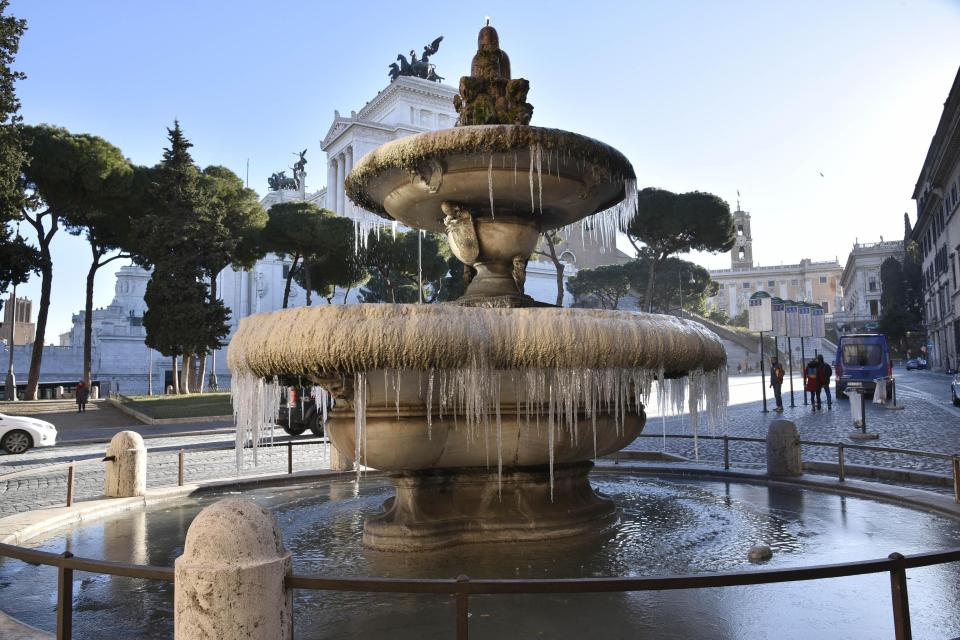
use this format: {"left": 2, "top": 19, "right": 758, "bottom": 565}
{"left": 60, "top": 427, "right": 236, "bottom": 447}
{"left": 107, "top": 397, "right": 232, "bottom": 425}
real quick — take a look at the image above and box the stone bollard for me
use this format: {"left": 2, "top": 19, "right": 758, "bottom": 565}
{"left": 104, "top": 431, "right": 147, "bottom": 497}
{"left": 175, "top": 498, "right": 292, "bottom": 640}
{"left": 55, "top": 385, "right": 64, "bottom": 399}
{"left": 766, "top": 419, "right": 802, "bottom": 477}
{"left": 90, "top": 384, "right": 100, "bottom": 400}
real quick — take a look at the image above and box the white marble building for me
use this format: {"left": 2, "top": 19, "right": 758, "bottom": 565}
{"left": 836, "top": 239, "right": 903, "bottom": 329}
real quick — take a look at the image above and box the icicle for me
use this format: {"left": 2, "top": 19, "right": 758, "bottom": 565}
{"left": 395, "top": 369, "right": 401, "bottom": 419}
{"left": 529, "top": 145, "right": 536, "bottom": 213}
{"left": 536, "top": 144, "right": 543, "bottom": 215}
{"left": 496, "top": 373, "right": 503, "bottom": 498}
{"left": 354, "top": 372, "right": 368, "bottom": 482}
{"left": 426, "top": 369, "right": 434, "bottom": 439}
{"left": 488, "top": 154, "right": 495, "bottom": 219}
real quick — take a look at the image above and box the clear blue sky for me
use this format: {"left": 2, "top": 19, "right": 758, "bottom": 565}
{"left": 6, "top": 0, "right": 960, "bottom": 340}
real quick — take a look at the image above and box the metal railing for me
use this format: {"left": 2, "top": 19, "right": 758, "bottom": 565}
{"left": 1, "top": 540, "right": 957, "bottom": 639}
{"left": 3, "top": 434, "right": 958, "bottom": 511}
{"left": 629, "top": 433, "right": 960, "bottom": 502}
{"left": 0, "top": 438, "right": 327, "bottom": 508}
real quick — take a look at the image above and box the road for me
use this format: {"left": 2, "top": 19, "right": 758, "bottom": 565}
{"left": 0, "top": 368, "right": 957, "bottom": 514}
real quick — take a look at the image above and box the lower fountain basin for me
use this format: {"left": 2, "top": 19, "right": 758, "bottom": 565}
{"left": 2, "top": 472, "right": 959, "bottom": 639}
{"left": 326, "top": 404, "right": 643, "bottom": 470}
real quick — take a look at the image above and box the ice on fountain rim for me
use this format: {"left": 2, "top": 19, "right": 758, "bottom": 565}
{"left": 227, "top": 304, "right": 726, "bottom": 378}
{"left": 231, "top": 364, "right": 729, "bottom": 499}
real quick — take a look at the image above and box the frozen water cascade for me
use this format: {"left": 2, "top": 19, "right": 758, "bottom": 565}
{"left": 227, "top": 22, "right": 731, "bottom": 550}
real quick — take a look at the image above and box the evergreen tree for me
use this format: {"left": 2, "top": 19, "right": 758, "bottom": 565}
{"left": 0, "top": 1, "right": 31, "bottom": 291}
{"left": 295, "top": 216, "right": 368, "bottom": 304}
{"left": 258, "top": 201, "right": 334, "bottom": 307}
{"left": 566, "top": 263, "right": 632, "bottom": 309}
{"left": 626, "top": 188, "right": 734, "bottom": 311}
{"left": 359, "top": 230, "right": 448, "bottom": 303}
{"left": 59, "top": 135, "right": 135, "bottom": 387}
{"left": 19, "top": 125, "right": 132, "bottom": 399}
{"left": 134, "top": 122, "right": 231, "bottom": 392}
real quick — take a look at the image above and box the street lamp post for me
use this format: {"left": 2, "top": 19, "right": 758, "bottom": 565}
{"left": 4, "top": 286, "right": 17, "bottom": 402}
{"left": 678, "top": 271, "right": 695, "bottom": 319}
{"left": 678, "top": 270, "right": 684, "bottom": 319}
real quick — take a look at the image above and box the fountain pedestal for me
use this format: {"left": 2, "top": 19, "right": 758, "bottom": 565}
{"left": 325, "top": 388, "right": 645, "bottom": 550}
{"left": 363, "top": 462, "right": 615, "bottom": 551}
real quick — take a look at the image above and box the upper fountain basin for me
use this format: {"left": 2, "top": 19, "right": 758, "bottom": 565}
{"left": 345, "top": 125, "right": 636, "bottom": 233}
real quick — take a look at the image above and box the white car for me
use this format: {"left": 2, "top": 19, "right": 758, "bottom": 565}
{"left": 0, "top": 412, "right": 58, "bottom": 454}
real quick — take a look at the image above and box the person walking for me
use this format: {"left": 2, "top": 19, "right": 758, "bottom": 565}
{"left": 75, "top": 381, "right": 89, "bottom": 413}
{"left": 804, "top": 359, "right": 821, "bottom": 410}
{"left": 816, "top": 354, "right": 833, "bottom": 410}
{"left": 770, "top": 356, "right": 785, "bottom": 412}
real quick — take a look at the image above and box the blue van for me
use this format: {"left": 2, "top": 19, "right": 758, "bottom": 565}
{"left": 834, "top": 334, "right": 892, "bottom": 398}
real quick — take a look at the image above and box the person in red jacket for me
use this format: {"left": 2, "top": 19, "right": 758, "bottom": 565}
{"left": 804, "top": 359, "right": 821, "bottom": 410}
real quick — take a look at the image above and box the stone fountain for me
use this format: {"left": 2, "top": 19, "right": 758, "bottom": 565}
{"left": 229, "top": 22, "right": 727, "bottom": 551}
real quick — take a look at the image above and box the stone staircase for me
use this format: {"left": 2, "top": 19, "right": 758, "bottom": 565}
{"left": 683, "top": 313, "right": 787, "bottom": 373}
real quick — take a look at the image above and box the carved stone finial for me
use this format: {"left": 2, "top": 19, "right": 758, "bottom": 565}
{"left": 454, "top": 23, "right": 533, "bottom": 126}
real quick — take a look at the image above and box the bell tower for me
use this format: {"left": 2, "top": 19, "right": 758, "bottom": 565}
{"left": 731, "top": 207, "right": 753, "bottom": 269}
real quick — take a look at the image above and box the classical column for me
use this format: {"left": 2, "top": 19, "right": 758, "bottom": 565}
{"left": 336, "top": 153, "right": 346, "bottom": 214}
{"left": 327, "top": 160, "right": 337, "bottom": 211}
{"left": 344, "top": 146, "right": 354, "bottom": 214}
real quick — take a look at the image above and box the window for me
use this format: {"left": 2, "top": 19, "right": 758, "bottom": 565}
{"left": 738, "top": 247, "right": 745, "bottom": 260}
{"left": 843, "top": 344, "right": 882, "bottom": 367}
{"left": 737, "top": 225, "right": 743, "bottom": 236}
{"left": 869, "top": 299, "right": 879, "bottom": 317}
{"left": 767, "top": 280, "right": 775, "bottom": 288}
{"left": 821, "top": 301, "right": 829, "bottom": 313}
{"left": 868, "top": 278, "right": 877, "bottom": 292}
{"left": 791, "top": 279, "right": 798, "bottom": 286}
{"left": 819, "top": 276, "right": 827, "bottom": 284}
{"left": 742, "top": 282, "right": 751, "bottom": 289}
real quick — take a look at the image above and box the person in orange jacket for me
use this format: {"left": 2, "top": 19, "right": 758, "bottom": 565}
{"left": 769, "top": 356, "right": 785, "bottom": 412}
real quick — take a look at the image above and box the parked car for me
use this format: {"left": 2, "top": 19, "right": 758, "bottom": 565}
{"left": 906, "top": 358, "right": 920, "bottom": 371}
{"left": 0, "top": 412, "right": 58, "bottom": 454}
{"left": 952, "top": 376, "right": 960, "bottom": 407}
{"left": 834, "top": 334, "right": 892, "bottom": 399}
{"left": 276, "top": 387, "right": 326, "bottom": 437}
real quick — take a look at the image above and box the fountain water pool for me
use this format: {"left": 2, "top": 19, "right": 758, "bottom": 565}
{"left": 1, "top": 473, "right": 959, "bottom": 639}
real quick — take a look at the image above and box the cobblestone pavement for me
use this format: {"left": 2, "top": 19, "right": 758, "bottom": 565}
{"left": 629, "top": 368, "right": 960, "bottom": 476}
{"left": 1, "top": 368, "right": 956, "bottom": 515}
{"left": 0, "top": 431, "right": 330, "bottom": 514}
